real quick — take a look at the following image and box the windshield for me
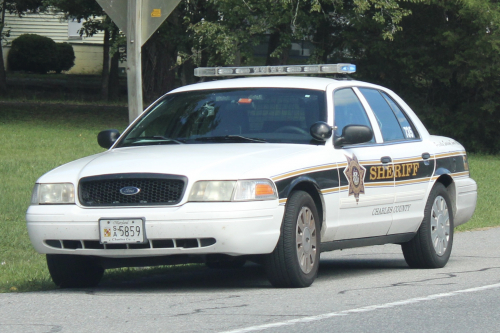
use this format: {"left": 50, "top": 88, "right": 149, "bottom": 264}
{"left": 117, "top": 88, "right": 326, "bottom": 147}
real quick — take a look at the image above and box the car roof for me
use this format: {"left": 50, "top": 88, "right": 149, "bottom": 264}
{"left": 169, "top": 76, "right": 379, "bottom": 93}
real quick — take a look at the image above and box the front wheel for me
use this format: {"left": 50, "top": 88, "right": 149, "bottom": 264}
{"left": 47, "top": 254, "right": 104, "bottom": 288}
{"left": 264, "top": 190, "right": 320, "bottom": 288}
{"left": 402, "top": 182, "right": 454, "bottom": 268}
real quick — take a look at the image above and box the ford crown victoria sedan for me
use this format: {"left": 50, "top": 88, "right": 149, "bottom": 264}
{"left": 27, "top": 64, "right": 477, "bottom": 288}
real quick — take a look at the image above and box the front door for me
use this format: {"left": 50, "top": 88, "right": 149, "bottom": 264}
{"left": 332, "top": 87, "right": 396, "bottom": 240}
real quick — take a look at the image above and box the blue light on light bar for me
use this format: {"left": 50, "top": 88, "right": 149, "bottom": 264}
{"left": 341, "top": 65, "right": 356, "bottom": 73}
{"left": 194, "top": 63, "right": 357, "bottom": 77}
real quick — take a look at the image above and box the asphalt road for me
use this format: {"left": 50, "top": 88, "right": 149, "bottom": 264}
{"left": 1, "top": 227, "right": 499, "bottom": 333}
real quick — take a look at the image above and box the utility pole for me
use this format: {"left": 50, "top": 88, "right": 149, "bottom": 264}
{"left": 126, "top": 0, "right": 143, "bottom": 123}
{"left": 96, "top": 0, "right": 181, "bottom": 123}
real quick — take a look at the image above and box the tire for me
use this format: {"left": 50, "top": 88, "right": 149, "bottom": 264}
{"left": 206, "top": 258, "right": 247, "bottom": 269}
{"left": 402, "top": 182, "right": 454, "bottom": 268}
{"left": 46, "top": 254, "right": 104, "bottom": 288}
{"left": 264, "top": 190, "right": 320, "bottom": 288}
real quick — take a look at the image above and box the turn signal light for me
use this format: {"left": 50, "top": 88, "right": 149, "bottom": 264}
{"left": 255, "top": 183, "right": 275, "bottom": 196}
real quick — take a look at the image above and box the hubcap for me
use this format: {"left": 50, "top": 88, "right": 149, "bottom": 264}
{"left": 296, "top": 206, "right": 317, "bottom": 274}
{"left": 430, "top": 195, "right": 450, "bottom": 256}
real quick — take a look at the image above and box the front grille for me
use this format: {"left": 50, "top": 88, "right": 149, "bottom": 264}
{"left": 79, "top": 173, "right": 187, "bottom": 206}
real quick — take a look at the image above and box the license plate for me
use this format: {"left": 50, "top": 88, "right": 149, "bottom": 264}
{"left": 99, "top": 218, "right": 146, "bottom": 244}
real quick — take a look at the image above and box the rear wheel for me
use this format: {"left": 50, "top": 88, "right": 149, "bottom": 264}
{"left": 264, "top": 190, "right": 320, "bottom": 288}
{"left": 402, "top": 182, "right": 454, "bottom": 268}
{"left": 47, "top": 254, "right": 104, "bottom": 288}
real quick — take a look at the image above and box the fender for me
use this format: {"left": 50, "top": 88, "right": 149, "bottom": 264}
{"left": 275, "top": 175, "right": 327, "bottom": 236}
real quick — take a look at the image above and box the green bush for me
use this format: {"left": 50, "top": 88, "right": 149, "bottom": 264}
{"left": 7, "top": 35, "right": 76, "bottom": 74}
{"left": 53, "top": 43, "right": 75, "bottom": 73}
{"left": 8, "top": 34, "right": 57, "bottom": 74}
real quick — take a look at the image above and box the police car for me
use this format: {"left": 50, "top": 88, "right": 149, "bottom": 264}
{"left": 26, "top": 64, "right": 477, "bottom": 288}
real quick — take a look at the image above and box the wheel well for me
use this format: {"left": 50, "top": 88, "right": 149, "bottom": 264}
{"left": 289, "top": 181, "right": 325, "bottom": 232}
{"left": 435, "top": 174, "right": 457, "bottom": 217}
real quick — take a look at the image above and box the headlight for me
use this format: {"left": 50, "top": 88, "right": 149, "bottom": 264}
{"left": 31, "top": 183, "right": 75, "bottom": 205}
{"left": 188, "top": 181, "right": 236, "bottom": 201}
{"left": 188, "top": 179, "right": 277, "bottom": 202}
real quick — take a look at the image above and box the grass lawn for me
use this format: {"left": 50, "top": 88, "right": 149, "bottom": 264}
{"left": 0, "top": 102, "right": 499, "bottom": 293}
{"left": 3, "top": 73, "right": 128, "bottom": 104}
{"left": 0, "top": 103, "right": 128, "bottom": 292}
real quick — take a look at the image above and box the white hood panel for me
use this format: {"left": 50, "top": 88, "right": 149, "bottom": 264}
{"left": 39, "top": 144, "right": 321, "bottom": 183}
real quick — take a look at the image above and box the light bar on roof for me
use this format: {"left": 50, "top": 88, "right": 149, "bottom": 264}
{"left": 194, "top": 64, "right": 356, "bottom": 77}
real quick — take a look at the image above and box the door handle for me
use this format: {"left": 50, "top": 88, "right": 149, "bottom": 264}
{"left": 422, "top": 152, "right": 431, "bottom": 160}
{"left": 381, "top": 156, "right": 392, "bottom": 164}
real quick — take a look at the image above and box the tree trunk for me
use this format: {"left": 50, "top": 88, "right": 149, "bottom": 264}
{"left": 265, "top": 24, "right": 290, "bottom": 66}
{"left": 196, "top": 48, "right": 209, "bottom": 83}
{"left": 100, "top": 26, "right": 110, "bottom": 101}
{"left": 141, "top": 32, "right": 177, "bottom": 103}
{"left": 108, "top": 49, "right": 120, "bottom": 100}
{"left": 107, "top": 25, "right": 120, "bottom": 100}
{"left": 179, "top": 57, "right": 195, "bottom": 86}
{"left": 0, "top": 39, "right": 6, "bottom": 95}
{"left": 200, "top": 48, "right": 209, "bottom": 68}
{"left": 0, "top": 0, "right": 7, "bottom": 95}
{"left": 311, "top": 19, "right": 335, "bottom": 64}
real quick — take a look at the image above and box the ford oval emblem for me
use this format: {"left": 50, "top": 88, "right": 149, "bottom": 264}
{"left": 120, "top": 186, "right": 141, "bottom": 196}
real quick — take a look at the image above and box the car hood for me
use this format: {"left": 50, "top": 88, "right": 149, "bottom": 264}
{"left": 38, "top": 144, "right": 319, "bottom": 183}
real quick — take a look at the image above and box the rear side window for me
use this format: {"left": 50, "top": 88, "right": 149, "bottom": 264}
{"left": 380, "top": 92, "right": 418, "bottom": 139}
{"left": 358, "top": 88, "right": 404, "bottom": 141}
{"left": 359, "top": 88, "right": 418, "bottom": 141}
{"left": 333, "top": 88, "right": 374, "bottom": 143}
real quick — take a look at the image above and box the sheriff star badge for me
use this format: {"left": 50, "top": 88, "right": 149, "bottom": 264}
{"left": 344, "top": 154, "right": 366, "bottom": 203}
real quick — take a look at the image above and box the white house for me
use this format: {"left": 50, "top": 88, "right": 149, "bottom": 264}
{"left": 1, "top": 11, "right": 105, "bottom": 74}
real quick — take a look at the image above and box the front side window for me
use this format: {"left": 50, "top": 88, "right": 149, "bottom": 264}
{"left": 116, "top": 88, "right": 326, "bottom": 147}
{"left": 333, "top": 88, "right": 374, "bottom": 143}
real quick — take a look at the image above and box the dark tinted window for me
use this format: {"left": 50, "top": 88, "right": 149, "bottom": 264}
{"left": 380, "top": 92, "right": 418, "bottom": 139}
{"left": 333, "top": 88, "right": 374, "bottom": 142}
{"left": 117, "top": 88, "right": 326, "bottom": 147}
{"left": 359, "top": 88, "right": 405, "bottom": 142}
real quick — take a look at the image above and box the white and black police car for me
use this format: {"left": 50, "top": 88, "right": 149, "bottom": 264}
{"left": 27, "top": 64, "right": 477, "bottom": 288}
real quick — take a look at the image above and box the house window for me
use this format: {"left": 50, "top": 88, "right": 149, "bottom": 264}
{"left": 68, "top": 19, "right": 83, "bottom": 39}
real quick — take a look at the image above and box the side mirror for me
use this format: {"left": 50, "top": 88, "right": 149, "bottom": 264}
{"left": 97, "top": 129, "right": 120, "bottom": 149}
{"left": 310, "top": 121, "right": 333, "bottom": 141}
{"left": 334, "top": 125, "right": 373, "bottom": 147}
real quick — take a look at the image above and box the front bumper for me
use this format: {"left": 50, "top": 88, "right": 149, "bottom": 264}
{"left": 26, "top": 200, "right": 284, "bottom": 257}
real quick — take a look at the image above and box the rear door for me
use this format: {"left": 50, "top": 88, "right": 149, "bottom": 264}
{"left": 357, "top": 88, "right": 433, "bottom": 235}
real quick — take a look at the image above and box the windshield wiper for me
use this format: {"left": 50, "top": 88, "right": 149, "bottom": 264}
{"left": 195, "top": 135, "right": 267, "bottom": 143}
{"left": 126, "top": 136, "right": 185, "bottom": 144}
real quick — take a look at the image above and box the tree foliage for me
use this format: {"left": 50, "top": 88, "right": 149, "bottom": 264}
{"left": 53, "top": 42, "right": 75, "bottom": 73}
{"left": 140, "top": 0, "right": 500, "bottom": 152}
{"left": 43, "top": 0, "right": 104, "bottom": 36}
{"left": 0, "top": 0, "right": 45, "bottom": 94}
{"left": 8, "top": 33, "right": 56, "bottom": 73}
{"left": 3, "top": 0, "right": 499, "bottom": 152}
{"left": 187, "top": 0, "right": 420, "bottom": 66}
{"left": 44, "top": 0, "right": 123, "bottom": 100}
{"left": 353, "top": 0, "right": 500, "bottom": 153}
{"left": 7, "top": 34, "right": 75, "bottom": 73}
